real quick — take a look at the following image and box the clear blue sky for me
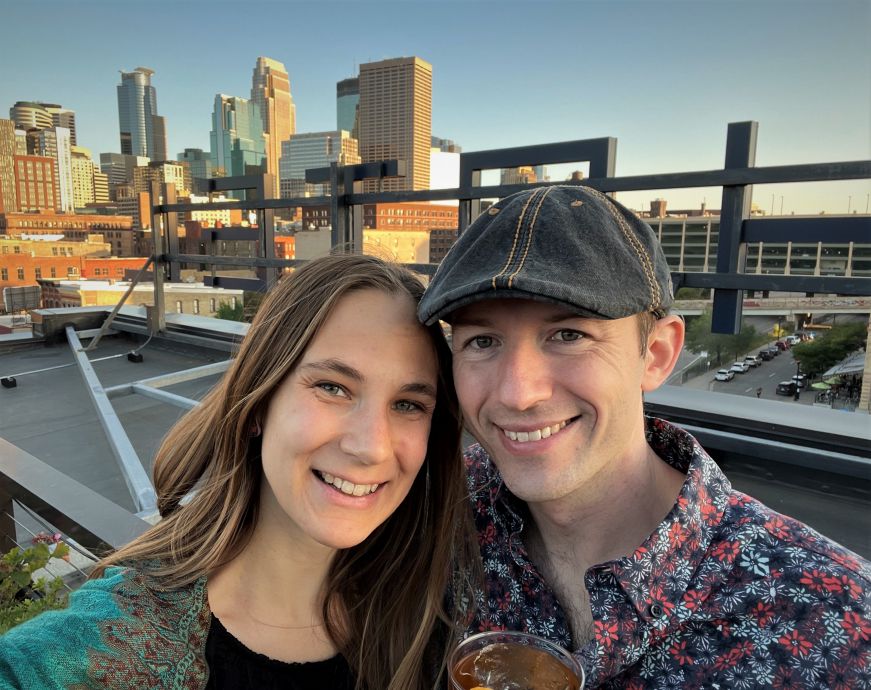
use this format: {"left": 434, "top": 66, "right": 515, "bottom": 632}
{"left": 2, "top": 0, "right": 868, "bottom": 213}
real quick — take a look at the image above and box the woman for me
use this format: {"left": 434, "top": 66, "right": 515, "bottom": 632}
{"left": 0, "top": 255, "right": 476, "bottom": 689}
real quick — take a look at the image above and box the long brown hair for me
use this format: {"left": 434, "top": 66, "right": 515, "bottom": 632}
{"left": 95, "top": 254, "right": 476, "bottom": 689}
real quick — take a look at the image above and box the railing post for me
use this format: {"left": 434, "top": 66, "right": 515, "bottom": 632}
{"left": 149, "top": 181, "right": 166, "bottom": 333}
{"left": 259, "top": 173, "right": 277, "bottom": 290}
{"left": 712, "top": 121, "right": 758, "bottom": 334}
{"left": 164, "top": 182, "right": 180, "bottom": 282}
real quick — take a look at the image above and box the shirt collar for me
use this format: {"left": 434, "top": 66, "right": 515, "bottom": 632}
{"left": 609, "top": 417, "right": 733, "bottom": 624}
{"left": 470, "top": 417, "right": 733, "bottom": 626}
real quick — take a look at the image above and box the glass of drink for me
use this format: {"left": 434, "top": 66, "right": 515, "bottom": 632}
{"left": 449, "top": 630, "right": 585, "bottom": 690}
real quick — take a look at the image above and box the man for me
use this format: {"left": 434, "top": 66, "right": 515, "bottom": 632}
{"left": 419, "top": 186, "right": 870, "bottom": 687}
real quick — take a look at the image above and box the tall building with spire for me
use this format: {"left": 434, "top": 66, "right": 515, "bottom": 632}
{"left": 359, "top": 57, "right": 432, "bottom": 192}
{"left": 250, "top": 57, "right": 295, "bottom": 197}
{"left": 117, "top": 67, "right": 168, "bottom": 161}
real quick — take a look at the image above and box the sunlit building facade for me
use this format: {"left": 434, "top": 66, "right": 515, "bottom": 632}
{"left": 251, "top": 57, "right": 295, "bottom": 197}
{"left": 358, "top": 57, "right": 432, "bottom": 192}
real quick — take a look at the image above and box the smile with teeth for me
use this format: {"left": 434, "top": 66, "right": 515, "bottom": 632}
{"left": 316, "top": 470, "right": 380, "bottom": 497}
{"left": 502, "top": 420, "right": 569, "bottom": 443}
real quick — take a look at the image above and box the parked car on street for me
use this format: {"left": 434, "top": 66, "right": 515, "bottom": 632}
{"left": 730, "top": 361, "right": 750, "bottom": 374}
{"left": 786, "top": 335, "right": 801, "bottom": 345}
{"left": 715, "top": 369, "right": 735, "bottom": 382}
{"left": 744, "top": 355, "right": 762, "bottom": 368}
{"left": 766, "top": 345, "right": 780, "bottom": 357}
{"left": 759, "top": 350, "right": 774, "bottom": 361}
{"left": 776, "top": 340, "right": 789, "bottom": 350}
{"left": 776, "top": 380, "right": 797, "bottom": 396}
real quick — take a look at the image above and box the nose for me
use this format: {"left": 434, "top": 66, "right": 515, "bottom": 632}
{"left": 338, "top": 403, "right": 394, "bottom": 466}
{"left": 495, "top": 340, "right": 553, "bottom": 412}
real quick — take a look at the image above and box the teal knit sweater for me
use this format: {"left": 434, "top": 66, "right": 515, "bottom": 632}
{"left": 0, "top": 566, "right": 211, "bottom": 689}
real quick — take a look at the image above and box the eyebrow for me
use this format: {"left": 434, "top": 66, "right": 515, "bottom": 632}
{"left": 452, "top": 309, "right": 585, "bottom": 328}
{"left": 300, "top": 358, "right": 437, "bottom": 399}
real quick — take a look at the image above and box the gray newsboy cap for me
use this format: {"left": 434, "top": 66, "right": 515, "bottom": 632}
{"left": 418, "top": 185, "right": 674, "bottom": 325}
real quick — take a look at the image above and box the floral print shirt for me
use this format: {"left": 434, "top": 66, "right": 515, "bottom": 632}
{"left": 464, "top": 417, "right": 871, "bottom": 688}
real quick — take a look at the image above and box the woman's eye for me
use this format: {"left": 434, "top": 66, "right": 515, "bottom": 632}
{"left": 394, "top": 400, "right": 426, "bottom": 414}
{"left": 552, "top": 329, "right": 584, "bottom": 342}
{"left": 316, "top": 382, "right": 347, "bottom": 397}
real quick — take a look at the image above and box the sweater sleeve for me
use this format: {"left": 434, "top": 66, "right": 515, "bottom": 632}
{"left": 0, "top": 568, "right": 131, "bottom": 689}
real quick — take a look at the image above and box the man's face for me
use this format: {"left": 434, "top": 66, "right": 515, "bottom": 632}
{"left": 451, "top": 298, "right": 653, "bottom": 506}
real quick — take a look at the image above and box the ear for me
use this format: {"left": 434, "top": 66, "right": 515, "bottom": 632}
{"left": 642, "top": 315, "right": 685, "bottom": 392}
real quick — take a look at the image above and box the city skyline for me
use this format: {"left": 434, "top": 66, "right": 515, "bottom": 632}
{"left": 0, "top": 0, "right": 868, "bottom": 214}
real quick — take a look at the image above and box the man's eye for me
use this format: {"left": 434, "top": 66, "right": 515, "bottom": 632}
{"left": 470, "top": 335, "right": 494, "bottom": 349}
{"left": 552, "top": 330, "right": 583, "bottom": 342}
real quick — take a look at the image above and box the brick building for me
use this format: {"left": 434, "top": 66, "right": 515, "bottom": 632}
{"left": 0, "top": 210, "right": 145, "bottom": 257}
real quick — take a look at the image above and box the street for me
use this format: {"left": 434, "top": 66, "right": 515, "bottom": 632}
{"left": 680, "top": 347, "right": 814, "bottom": 404}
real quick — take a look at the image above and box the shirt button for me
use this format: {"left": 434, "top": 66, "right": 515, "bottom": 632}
{"left": 648, "top": 603, "right": 664, "bottom": 618}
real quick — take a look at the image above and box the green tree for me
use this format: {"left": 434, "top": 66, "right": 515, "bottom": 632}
{"left": 792, "top": 322, "right": 867, "bottom": 377}
{"left": 684, "top": 308, "right": 769, "bottom": 365}
{"left": 215, "top": 300, "right": 244, "bottom": 322}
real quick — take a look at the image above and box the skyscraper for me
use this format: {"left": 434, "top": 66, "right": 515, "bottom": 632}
{"left": 336, "top": 77, "right": 359, "bottom": 139}
{"left": 251, "top": 57, "right": 295, "bottom": 197}
{"left": 279, "top": 130, "right": 360, "bottom": 198}
{"left": 210, "top": 95, "right": 266, "bottom": 188}
{"left": 117, "top": 67, "right": 168, "bottom": 161}
{"left": 359, "top": 57, "right": 432, "bottom": 192}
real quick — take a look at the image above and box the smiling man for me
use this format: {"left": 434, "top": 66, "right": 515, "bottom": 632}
{"left": 419, "top": 186, "right": 870, "bottom": 688}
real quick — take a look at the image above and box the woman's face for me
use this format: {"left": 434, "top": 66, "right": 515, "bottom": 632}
{"left": 257, "top": 288, "right": 439, "bottom": 552}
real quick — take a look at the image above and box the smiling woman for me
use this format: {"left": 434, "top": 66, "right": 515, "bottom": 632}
{"left": 0, "top": 255, "right": 477, "bottom": 690}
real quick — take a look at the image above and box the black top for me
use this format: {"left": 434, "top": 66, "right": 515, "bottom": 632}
{"left": 205, "top": 615, "right": 356, "bottom": 689}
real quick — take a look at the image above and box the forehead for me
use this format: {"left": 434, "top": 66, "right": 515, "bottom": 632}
{"left": 450, "top": 298, "right": 587, "bottom": 326}
{"left": 302, "top": 289, "right": 437, "bottom": 376}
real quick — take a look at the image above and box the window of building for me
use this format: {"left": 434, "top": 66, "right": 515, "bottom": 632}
{"left": 17, "top": 268, "right": 25, "bottom": 280}
{"left": 209, "top": 298, "right": 216, "bottom": 312}
{"left": 193, "top": 299, "right": 200, "bottom": 315}
{"left": 230, "top": 296, "right": 237, "bottom": 309}
{"left": 0, "top": 268, "right": 7, "bottom": 281}
{"left": 175, "top": 300, "right": 183, "bottom": 313}
{"left": 50, "top": 267, "right": 57, "bottom": 278}
{"left": 1, "top": 246, "right": 6, "bottom": 254}
{"left": 34, "top": 268, "right": 41, "bottom": 279}
{"left": 13, "top": 246, "right": 20, "bottom": 254}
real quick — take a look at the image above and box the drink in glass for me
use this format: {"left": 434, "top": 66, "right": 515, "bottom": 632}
{"left": 449, "top": 630, "right": 584, "bottom": 690}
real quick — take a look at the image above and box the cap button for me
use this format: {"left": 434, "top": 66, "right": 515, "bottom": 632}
{"left": 648, "top": 603, "right": 664, "bottom": 618}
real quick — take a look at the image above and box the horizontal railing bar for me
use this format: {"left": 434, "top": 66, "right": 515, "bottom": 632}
{"left": 165, "top": 254, "right": 304, "bottom": 268}
{"left": 157, "top": 161, "right": 870, "bottom": 214}
{"left": 677, "top": 423, "right": 871, "bottom": 480}
{"left": 674, "top": 272, "right": 871, "bottom": 295}
{"left": 203, "top": 276, "right": 268, "bottom": 291}
{"left": 0, "top": 438, "right": 149, "bottom": 554}
{"left": 156, "top": 196, "right": 331, "bottom": 213}
{"left": 743, "top": 216, "right": 871, "bottom": 244}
